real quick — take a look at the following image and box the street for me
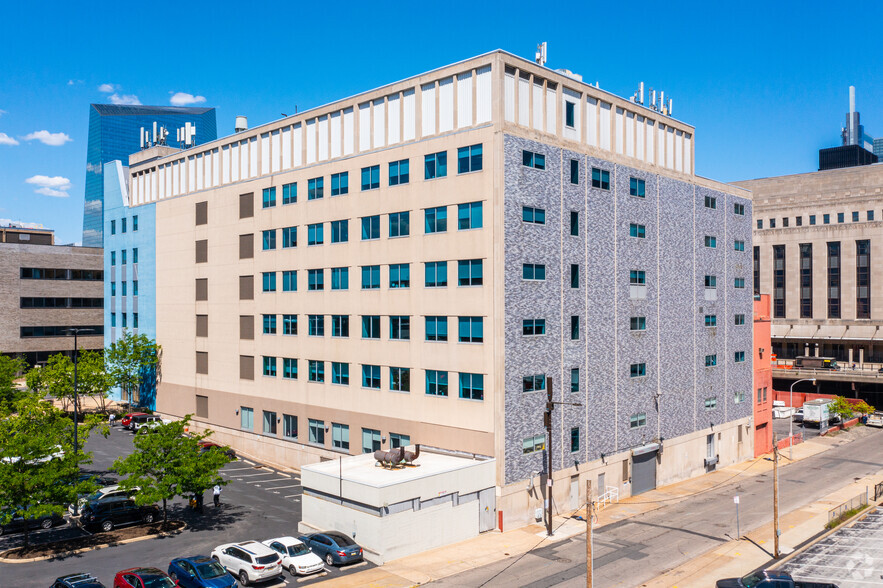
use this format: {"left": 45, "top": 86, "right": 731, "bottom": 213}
{"left": 0, "top": 426, "right": 372, "bottom": 587}
{"left": 433, "top": 428, "right": 883, "bottom": 588}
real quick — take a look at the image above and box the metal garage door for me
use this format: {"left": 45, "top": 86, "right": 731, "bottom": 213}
{"left": 478, "top": 487, "right": 496, "bottom": 532}
{"left": 632, "top": 450, "right": 657, "bottom": 495}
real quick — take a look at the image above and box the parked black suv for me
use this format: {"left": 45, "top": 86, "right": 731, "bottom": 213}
{"left": 79, "top": 497, "right": 158, "bottom": 532}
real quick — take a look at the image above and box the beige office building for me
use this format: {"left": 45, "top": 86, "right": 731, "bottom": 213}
{"left": 0, "top": 225, "right": 104, "bottom": 365}
{"left": 736, "top": 163, "right": 883, "bottom": 365}
{"left": 122, "top": 50, "right": 753, "bottom": 529}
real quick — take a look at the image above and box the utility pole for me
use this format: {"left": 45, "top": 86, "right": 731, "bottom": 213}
{"left": 586, "top": 479, "right": 593, "bottom": 588}
{"left": 545, "top": 378, "right": 554, "bottom": 537}
{"left": 544, "top": 376, "right": 582, "bottom": 538}
{"left": 773, "top": 433, "right": 780, "bottom": 559}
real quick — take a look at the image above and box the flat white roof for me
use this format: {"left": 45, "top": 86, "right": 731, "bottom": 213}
{"left": 303, "top": 451, "right": 489, "bottom": 489}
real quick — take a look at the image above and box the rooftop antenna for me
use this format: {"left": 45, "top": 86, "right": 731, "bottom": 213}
{"left": 535, "top": 42, "right": 547, "bottom": 67}
{"left": 639, "top": 82, "right": 645, "bottom": 105}
{"left": 668, "top": 98, "right": 673, "bottom": 116}
{"left": 650, "top": 88, "right": 657, "bottom": 111}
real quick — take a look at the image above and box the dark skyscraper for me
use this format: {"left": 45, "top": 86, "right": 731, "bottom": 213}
{"left": 82, "top": 104, "right": 217, "bottom": 246}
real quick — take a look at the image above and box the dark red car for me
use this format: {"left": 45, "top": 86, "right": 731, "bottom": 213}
{"left": 113, "top": 567, "right": 178, "bottom": 588}
{"left": 197, "top": 441, "right": 236, "bottom": 459}
{"left": 120, "top": 413, "right": 148, "bottom": 429}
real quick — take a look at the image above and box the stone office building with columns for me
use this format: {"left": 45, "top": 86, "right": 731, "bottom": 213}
{"left": 118, "top": 50, "right": 754, "bottom": 529}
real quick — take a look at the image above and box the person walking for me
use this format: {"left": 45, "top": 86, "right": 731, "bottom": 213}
{"left": 108, "top": 413, "right": 115, "bottom": 428}
{"left": 213, "top": 484, "right": 222, "bottom": 507}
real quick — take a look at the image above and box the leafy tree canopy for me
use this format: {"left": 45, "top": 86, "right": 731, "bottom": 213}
{"left": 0, "top": 355, "right": 28, "bottom": 413}
{"left": 105, "top": 330, "right": 160, "bottom": 406}
{"left": 113, "top": 416, "right": 231, "bottom": 521}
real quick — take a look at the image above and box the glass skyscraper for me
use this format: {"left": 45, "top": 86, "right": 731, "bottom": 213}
{"left": 82, "top": 104, "right": 217, "bottom": 247}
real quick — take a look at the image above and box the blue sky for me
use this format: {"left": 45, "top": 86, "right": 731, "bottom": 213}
{"left": 2, "top": 0, "right": 882, "bottom": 245}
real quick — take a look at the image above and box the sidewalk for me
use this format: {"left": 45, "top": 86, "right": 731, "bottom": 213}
{"left": 319, "top": 427, "right": 875, "bottom": 588}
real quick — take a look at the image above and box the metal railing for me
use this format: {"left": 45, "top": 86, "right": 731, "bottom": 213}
{"left": 597, "top": 486, "right": 619, "bottom": 509}
{"left": 828, "top": 490, "right": 869, "bottom": 522}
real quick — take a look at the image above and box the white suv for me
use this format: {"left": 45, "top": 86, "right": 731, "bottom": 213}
{"left": 211, "top": 541, "right": 283, "bottom": 586}
{"left": 262, "top": 536, "right": 324, "bottom": 576}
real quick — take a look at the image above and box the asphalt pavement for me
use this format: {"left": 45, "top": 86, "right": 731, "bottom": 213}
{"left": 432, "top": 428, "right": 883, "bottom": 588}
{"left": 0, "top": 425, "right": 372, "bottom": 587}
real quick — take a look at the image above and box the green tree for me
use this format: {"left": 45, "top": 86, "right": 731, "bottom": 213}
{"left": 0, "top": 397, "right": 105, "bottom": 548}
{"left": 113, "top": 416, "right": 231, "bottom": 522}
{"left": 853, "top": 400, "right": 875, "bottom": 416}
{"left": 24, "top": 352, "right": 112, "bottom": 413}
{"left": 830, "top": 396, "right": 855, "bottom": 420}
{"left": 105, "top": 330, "right": 160, "bottom": 406}
{"left": 0, "top": 355, "right": 28, "bottom": 412}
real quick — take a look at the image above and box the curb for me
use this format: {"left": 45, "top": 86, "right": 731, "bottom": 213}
{"left": 0, "top": 522, "right": 188, "bottom": 564}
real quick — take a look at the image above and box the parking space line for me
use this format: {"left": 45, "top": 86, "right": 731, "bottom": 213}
{"left": 230, "top": 472, "right": 278, "bottom": 478}
{"left": 266, "top": 484, "right": 301, "bottom": 490}
{"left": 222, "top": 466, "right": 258, "bottom": 472}
{"left": 242, "top": 459, "right": 255, "bottom": 465}
{"left": 248, "top": 477, "right": 292, "bottom": 484}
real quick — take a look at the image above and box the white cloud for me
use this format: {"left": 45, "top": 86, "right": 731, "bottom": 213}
{"left": 98, "top": 83, "right": 115, "bottom": 93}
{"left": 23, "top": 130, "right": 72, "bottom": 146}
{"left": 0, "top": 109, "right": 7, "bottom": 117}
{"left": 68, "top": 79, "right": 83, "bottom": 86}
{"left": 109, "top": 93, "right": 141, "bottom": 105}
{"left": 25, "top": 175, "right": 72, "bottom": 198}
{"left": 0, "top": 132, "right": 19, "bottom": 146}
{"left": 169, "top": 92, "right": 206, "bottom": 106}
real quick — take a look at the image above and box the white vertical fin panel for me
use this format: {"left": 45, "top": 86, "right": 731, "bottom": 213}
{"left": 281, "top": 127, "right": 292, "bottom": 169}
{"left": 196, "top": 154, "right": 204, "bottom": 191}
{"left": 318, "top": 115, "right": 329, "bottom": 161}
{"left": 166, "top": 163, "right": 172, "bottom": 197}
{"left": 306, "top": 120, "right": 317, "bottom": 164}
{"left": 599, "top": 102, "right": 611, "bottom": 150}
{"left": 684, "top": 134, "right": 693, "bottom": 175}
{"left": 546, "top": 86, "right": 556, "bottom": 134}
{"left": 211, "top": 149, "right": 219, "bottom": 186}
{"left": 586, "top": 97, "right": 597, "bottom": 147}
{"left": 330, "top": 112, "right": 342, "bottom": 158}
{"left": 158, "top": 167, "right": 165, "bottom": 200}
{"left": 271, "top": 131, "right": 281, "bottom": 173}
{"left": 532, "top": 81, "right": 543, "bottom": 131}
{"left": 503, "top": 70, "right": 515, "bottom": 122}
{"left": 665, "top": 126, "right": 675, "bottom": 169}
{"left": 476, "top": 65, "right": 492, "bottom": 123}
{"left": 675, "top": 131, "right": 684, "bottom": 172}
{"left": 402, "top": 90, "right": 415, "bottom": 140}
{"left": 636, "top": 116, "right": 645, "bottom": 161}
{"left": 342, "top": 109, "right": 354, "bottom": 155}
{"left": 151, "top": 169, "right": 158, "bottom": 201}
{"left": 260, "top": 133, "right": 270, "bottom": 175}
{"left": 359, "top": 102, "right": 371, "bottom": 151}
{"left": 249, "top": 137, "right": 257, "bottom": 178}
{"left": 230, "top": 143, "right": 239, "bottom": 182}
{"left": 239, "top": 140, "right": 248, "bottom": 179}
{"left": 188, "top": 156, "right": 196, "bottom": 192}
{"left": 457, "top": 72, "right": 473, "bottom": 129}
{"left": 563, "top": 87, "right": 581, "bottom": 142}
{"left": 372, "top": 99, "right": 385, "bottom": 148}
{"left": 387, "top": 94, "right": 400, "bottom": 144}
{"left": 646, "top": 119, "right": 655, "bottom": 164}
{"left": 222, "top": 145, "right": 230, "bottom": 183}
{"left": 625, "top": 112, "right": 635, "bottom": 158}
{"left": 439, "top": 77, "right": 453, "bottom": 133}
{"left": 518, "top": 74, "right": 530, "bottom": 126}
{"left": 615, "top": 108, "right": 624, "bottom": 155}
{"left": 421, "top": 83, "right": 436, "bottom": 137}
{"left": 172, "top": 161, "right": 180, "bottom": 196}
{"left": 293, "top": 123, "right": 303, "bottom": 166}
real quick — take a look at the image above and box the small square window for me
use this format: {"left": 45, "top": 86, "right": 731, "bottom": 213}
{"left": 629, "top": 177, "right": 645, "bottom": 198}
{"left": 361, "top": 165, "right": 380, "bottom": 190}
{"left": 591, "top": 168, "right": 610, "bottom": 190}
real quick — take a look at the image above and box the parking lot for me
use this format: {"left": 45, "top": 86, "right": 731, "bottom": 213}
{"left": 0, "top": 425, "right": 373, "bottom": 586}
{"left": 782, "top": 508, "right": 883, "bottom": 587}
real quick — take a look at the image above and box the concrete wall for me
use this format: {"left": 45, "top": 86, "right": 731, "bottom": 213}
{"left": 300, "top": 494, "right": 479, "bottom": 565}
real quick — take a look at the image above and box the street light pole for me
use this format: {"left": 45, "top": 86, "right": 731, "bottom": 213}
{"left": 789, "top": 378, "right": 816, "bottom": 459}
{"left": 67, "top": 327, "right": 93, "bottom": 517}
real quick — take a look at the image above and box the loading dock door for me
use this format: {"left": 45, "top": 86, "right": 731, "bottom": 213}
{"left": 632, "top": 450, "right": 658, "bottom": 495}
